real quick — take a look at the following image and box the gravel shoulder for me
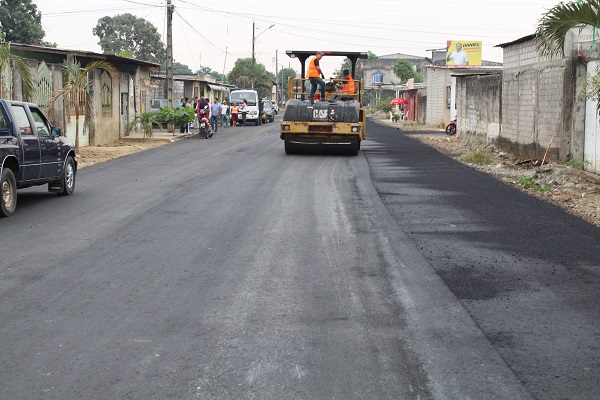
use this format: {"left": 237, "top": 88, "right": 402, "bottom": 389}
{"left": 76, "top": 140, "right": 172, "bottom": 169}
{"left": 371, "top": 116, "right": 600, "bottom": 228}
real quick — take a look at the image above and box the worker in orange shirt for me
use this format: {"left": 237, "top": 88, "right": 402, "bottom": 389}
{"left": 341, "top": 69, "right": 355, "bottom": 96}
{"left": 307, "top": 51, "right": 326, "bottom": 105}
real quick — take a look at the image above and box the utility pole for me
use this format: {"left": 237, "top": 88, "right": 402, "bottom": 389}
{"left": 166, "top": 0, "right": 174, "bottom": 109}
{"left": 275, "top": 50, "right": 278, "bottom": 103}
{"left": 252, "top": 22, "right": 274, "bottom": 65}
{"left": 223, "top": 47, "right": 228, "bottom": 84}
{"left": 251, "top": 21, "right": 255, "bottom": 64}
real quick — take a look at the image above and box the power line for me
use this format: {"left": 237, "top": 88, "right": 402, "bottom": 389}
{"left": 173, "top": 8, "right": 226, "bottom": 53}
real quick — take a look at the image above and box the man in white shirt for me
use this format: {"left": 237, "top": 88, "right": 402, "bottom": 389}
{"left": 447, "top": 42, "right": 469, "bottom": 66}
{"left": 220, "top": 100, "right": 229, "bottom": 128}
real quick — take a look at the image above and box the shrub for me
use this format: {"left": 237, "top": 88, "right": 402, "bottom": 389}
{"left": 127, "top": 111, "right": 159, "bottom": 138}
{"left": 376, "top": 98, "right": 393, "bottom": 114}
{"left": 514, "top": 176, "right": 550, "bottom": 192}
{"left": 462, "top": 149, "right": 493, "bottom": 165}
{"left": 156, "top": 106, "right": 195, "bottom": 128}
{"left": 564, "top": 158, "right": 591, "bottom": 170}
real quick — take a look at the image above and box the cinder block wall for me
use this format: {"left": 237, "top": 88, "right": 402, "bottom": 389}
{"left": 456, "top": 74, "right": 501, "bottom": 141}
{"left": 425, "top": 68, "right": 450, "bottom": 126}
{"left": 500, "top": 39, "right": 573, "bottom": 162}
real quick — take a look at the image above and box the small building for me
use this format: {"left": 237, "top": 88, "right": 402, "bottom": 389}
{"left": 424, "top": 65, "right": 502, "bottom": 126}
{"left": 9, "top": 43, "right": 159, "bottom": 146}
{"left": 362, "top": 53, "right": 429, "bottom": 108}
{"left": 149, "top": 73, "right": 235, "bottom": 105}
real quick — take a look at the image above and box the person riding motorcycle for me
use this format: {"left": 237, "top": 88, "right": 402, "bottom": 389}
{"left": 196, "top": 108, "right": 213, "bottom": 137}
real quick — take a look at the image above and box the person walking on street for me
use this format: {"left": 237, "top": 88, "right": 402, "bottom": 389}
{"left": 230, "top": 102, "right": 239, "bottom": 127}
{"left": 210, "top": 98, "right": 222, "bottom": 133}
{"left": 307, "top": 51, "right": 326, "bottom": 105}
{"left": 180, "top": 97, "right": 192, "bottom": 133}
{"left": 192, "top": 97, "right": 200, "bottom": 129}
{"left": 220, "top": 100, "right": 229, "bottom": 128}
{"left": 184, "top": 97, "right": 194, "bottom": 134}
{"left": 240, "top": 99, "right": 248, "bottom": 126}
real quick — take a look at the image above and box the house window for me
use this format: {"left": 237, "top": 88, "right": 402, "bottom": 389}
{"left": 101, "top": 71, "right": 112, "bottom": 117}
{"left": 373, "top": 71, "right": 383, "bottom": 84}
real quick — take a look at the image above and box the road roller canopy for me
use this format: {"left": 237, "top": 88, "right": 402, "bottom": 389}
{"left": 285, "top": 51, "right": 369, "bottom": 79}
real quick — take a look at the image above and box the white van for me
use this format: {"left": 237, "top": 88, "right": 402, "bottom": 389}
{"left": 230, "top": 90, "right": 262, "bottom": 126}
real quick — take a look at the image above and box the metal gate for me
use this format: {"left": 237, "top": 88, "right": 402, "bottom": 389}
{"left": 584, "top": 61, "right": 600, "bottom": 173}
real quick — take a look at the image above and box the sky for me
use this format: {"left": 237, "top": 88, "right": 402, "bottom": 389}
{"left": 36, "top": 0, "right": 562, "bottom": 77}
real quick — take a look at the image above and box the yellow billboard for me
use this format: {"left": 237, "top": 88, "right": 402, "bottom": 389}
{"left": 446, "top": 40, "right": 482, "bottom": 66}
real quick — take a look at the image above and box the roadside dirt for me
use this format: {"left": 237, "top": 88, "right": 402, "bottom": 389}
{"left": 76, "top": 141, "right": 171, "bottom": 169}
{"left": 372, "top": 116, "right": 600, "bottom": 228}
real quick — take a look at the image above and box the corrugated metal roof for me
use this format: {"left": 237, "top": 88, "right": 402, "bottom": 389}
{"left": 10, "top": 43, "right": 160, "bottom": 68}
{"left": 496, "top": 34, "right": 536, "bottom": 48}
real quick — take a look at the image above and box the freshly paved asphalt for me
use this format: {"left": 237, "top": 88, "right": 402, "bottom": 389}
{"left": 0, "top": 117, "right": 598, "bottom": 399}
{"left": 362, "top": 121, "right": 600, "bottom": 400}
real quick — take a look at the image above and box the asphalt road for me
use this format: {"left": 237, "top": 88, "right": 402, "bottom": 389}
{"left": 0, "top": 118, "right": 598, "bottom": 399}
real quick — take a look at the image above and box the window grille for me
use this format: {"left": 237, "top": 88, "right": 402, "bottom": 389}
{"left": 101, "top": 71, "right": 112, "bottom": 117}
{"left": 33, "top": 62, "right": 52, "bottom": 107}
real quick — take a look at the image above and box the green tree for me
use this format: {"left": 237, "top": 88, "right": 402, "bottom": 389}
{"left": 0, "top": 40, "right": 34, "bottom": 100}
{"left": 93, "top": 14, "right": 165, "bottom": 64}
{"left": 334, "top": 51, "right": 377, "bottom": 80}
{"left": 535, "top": 0, "right": 598, "bottom": 59}
{"left": 117, "top": 50, "right": 134, "bottom": 59}
{"left": 278, "top": 67, "right": 297, "bottom": 93}
{"left": 228, "top": 58, "right": 273, "bottom": 98}
{"left": 47, "top": 59, "right": 116, "bottom": 152}
{"left": 194, "top": 66, "right": 224, "bottom": 81}
{"left": 0, "top": 0, "right": 45, "bottom": 45}
{"left": 393, "top": 59, "right": 417, "bottom": 84}
{"left": 173, "top": 61, "right": 192, "bottom": 74}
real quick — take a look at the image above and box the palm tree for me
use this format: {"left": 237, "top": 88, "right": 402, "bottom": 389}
{"left": 47, "top": 59, "right": 116, "bottom": 152}
{"left": 536, "top": 1, "right": 600, "bottom": 108}
{"left": 0, "top": 40, "right": 34, "bottom": 100}
{"left": 126, "top": 111, "right": 159, "bottom": 139}
{"left": 536, "top": 0, "right": 600, "bottom": 58}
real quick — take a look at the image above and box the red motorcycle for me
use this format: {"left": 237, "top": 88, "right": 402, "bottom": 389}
{"left": 197, "top": 109, "right": 213, "bottom": 139}
{"left": 445, "top": 118, "right": 457, "bottom": 136}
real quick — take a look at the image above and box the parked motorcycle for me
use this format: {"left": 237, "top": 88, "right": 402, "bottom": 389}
{"left": 197, "top": 109, "right": 213, "bottom": 139}
{"left": 445, "top": 118, "right": 457, "bottom": 136}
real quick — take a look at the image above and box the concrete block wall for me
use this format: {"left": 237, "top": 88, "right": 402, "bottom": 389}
{"left": 457, "top": 74, "right": 501, "bottom": 141}
{"left": 174, "top": 81, "right": 185, "bottom": 103}
{"left": 503, "top": 40, "right": 554, "bottom": 69}
{"left": 501, "top": 59, "right": 572, "bottom": 162}
{"left": 453, "top": 31, "right": 591, "bottom": 164}
{"left": 425, "top": 68, "right": 450, "bottom": 125}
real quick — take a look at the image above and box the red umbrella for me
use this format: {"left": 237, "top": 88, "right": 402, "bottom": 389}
{"left": 390, "top": 98, "right": 408, "bottom": 105}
